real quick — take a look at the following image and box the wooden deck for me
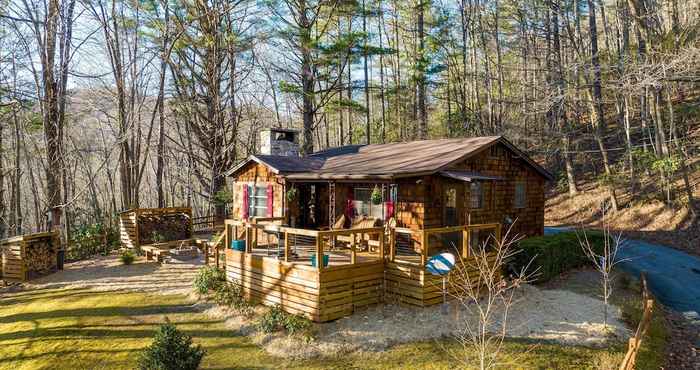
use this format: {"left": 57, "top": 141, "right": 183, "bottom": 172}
{"left": 225, "top": 249, "right": 383, "bottom": 322}
{"left": 221, "top": 218, "right": 502, "bottom": 322}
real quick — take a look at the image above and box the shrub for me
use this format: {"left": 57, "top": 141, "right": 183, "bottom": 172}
{"left": 510, "top": 231, "right": 607, "bottom": 283}
{"left": 193, "top": 266, "right": 225, "bottom": 295}
{"left": 283, "top": 312, "right": 311, "bottom": 335}
{"left": 120, "top": 250, "right": 135, "bottom": 265}
{"left": 256, "top": 305, "right": 311, "bottom": 335}
{"left": 213, "top": 281, "right": 253, "bottom": 316}
{"left": 67, "top": 223, "right": 119, "bottom": 261}
{"left": 256, "top": 305, "right": 287, "bottom": 333}
{"left": 137, "top": 322, "right": 205, "bottom": 370}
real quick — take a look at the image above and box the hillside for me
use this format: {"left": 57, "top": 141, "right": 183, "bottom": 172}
{"left": 545, "top": 126, "right": 700, "bottom": 256}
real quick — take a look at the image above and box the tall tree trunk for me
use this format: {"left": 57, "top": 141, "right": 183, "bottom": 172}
{"left": 41, "top": 0, "right": 65, "bottom": 231}
{"left": 588, "top": 0, "right": 618, "bottom": 211}
{"left": 378, "top": 0, "right": 387, "bottom": 143}
{"left": 156, "top": 2, "right": 170, "bottom": 208}
{"left": 417, "top": 0, "right": 427, "bottom": 139}
{"left": 346, "top": 14, "right": 353, "bottom": 144}
{"left": 0, "top": 112, "right": 5, "bottom": 238}
{"left": 300, "top": 0, "right": 315, "bottom": 154}
{"left": 392, "top": 0, "right": 402, "bottom": 139}
{"left": 552, "top": 0, "right": 578, "bottom": 195}
{"left": 362, "top": 0, "right": 371, "bottom": 144}
{"left": 337, "top": 20, "right": 345, "bottom": 146}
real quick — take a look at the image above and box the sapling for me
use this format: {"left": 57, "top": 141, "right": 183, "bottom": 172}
{"left": 578, "top": 206, "right": 626, "bottom": 329}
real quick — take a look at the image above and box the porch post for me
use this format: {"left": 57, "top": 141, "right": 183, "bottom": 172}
{"left": 316, "top": 234, "right": 324, "bottom": 271}
{"left": 328, "top": 181, "right": 336, "bottom": 227}
{"left": 462, "top": 227, "right": 469, "bottom": 258}
{"left": 389, "top": 227, "right": 395, "bottom": 262}
{"left": 379, "top": 231, "right": 385, "bottom": 260}
{"left": 350, "top": 232, "right": 356, "bottom": 264}
{"left": 421, "top": 231, "right": 428, "bottom": 265}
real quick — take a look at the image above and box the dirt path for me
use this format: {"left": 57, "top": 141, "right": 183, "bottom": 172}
{"left": 23, "top": 254, "right": 204, "bottom": 296}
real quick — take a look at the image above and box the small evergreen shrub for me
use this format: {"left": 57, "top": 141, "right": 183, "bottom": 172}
{"left": 256, "top": 305, "right": 311, "bottom": 335}
{"left": 137, "top": 322, "right": 205, "bottom": 370}
{"left": 120, "top": 250, "right": 135, "bottom": 265}
{"left": 511, "top": 231, "right": 607, "bottom": 283}
{"left": 193, "top": 266, "right": 225, "bottom": 295}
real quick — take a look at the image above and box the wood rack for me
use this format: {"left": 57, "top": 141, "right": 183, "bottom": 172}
{"left": 1, "top": 231, "right": 61, "bottom": 282}
{"left": 119, "top": 207, "right": 193, "bottom": 249}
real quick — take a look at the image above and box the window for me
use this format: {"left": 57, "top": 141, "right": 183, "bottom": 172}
{"left": 470, "top": 182, "right": 483, "bottom": 209}
{"left": 514, "top": 181, "right": 526, "bottom": 209}
{"left": 445, "top": 188, "right": 457, "bottom": 208}
{"left": 353, "top": 187, "right": 384, "bottom": 219}
{"left": 248, "top": 185, "right": 268, "bottom": 217}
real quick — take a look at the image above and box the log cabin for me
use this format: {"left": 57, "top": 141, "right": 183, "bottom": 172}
{"left": 222, "top": 128, "right": 553, "bottom": 322}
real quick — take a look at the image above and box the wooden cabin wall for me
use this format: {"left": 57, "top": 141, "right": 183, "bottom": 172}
{"left": 423, "top": 143, "right": 545, "bottom": 238}
{"left": 394, "top": 178, "right": 426, "bottom": 230}
{"left": 230, "top": 162, "right": 285, "bottom": 220}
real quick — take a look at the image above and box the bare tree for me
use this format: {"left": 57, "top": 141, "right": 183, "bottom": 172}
{"left": 449, "top": 226, "right": 535, "bottom": 370}
{"left": 578, "top": 207, "right": 626, "bottom": 329}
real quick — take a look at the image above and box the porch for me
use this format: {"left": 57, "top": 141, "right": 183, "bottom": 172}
{"left": 222, "top": 218, "right": 502, "bottom": 322}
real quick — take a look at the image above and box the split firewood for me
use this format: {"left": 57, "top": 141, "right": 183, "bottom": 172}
{"left": 138, "top": 213, "right": 191, "bottom": 244}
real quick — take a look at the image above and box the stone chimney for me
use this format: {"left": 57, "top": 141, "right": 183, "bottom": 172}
{"left": 259, "top": 128, "right": 300, "bottom": 156}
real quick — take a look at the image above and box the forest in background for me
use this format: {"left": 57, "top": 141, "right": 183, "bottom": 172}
{"left": 0, "top": 0, "right": 698, "bottom": 242}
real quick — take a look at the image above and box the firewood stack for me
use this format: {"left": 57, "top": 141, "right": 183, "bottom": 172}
{"left": 25, "top": 241, "right": 55, "bottom": 276}
{"left": 138, "top": 213, "right": 191, "bottom": 244}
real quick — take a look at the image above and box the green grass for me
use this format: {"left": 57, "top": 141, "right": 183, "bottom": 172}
{"left": 0, "top": 286, "right": 664, "bottom": 369}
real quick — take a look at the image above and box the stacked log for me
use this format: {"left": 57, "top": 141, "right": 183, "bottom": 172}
{"left": 138, "top": 213, "right": 191, "bottom": 244}
{"left": 25, "top": 241, "right": 55, "bottom": 276}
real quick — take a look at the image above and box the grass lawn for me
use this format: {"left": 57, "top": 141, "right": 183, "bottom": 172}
{"left": 0, "top": 285, "right": 664, "bottom": 369}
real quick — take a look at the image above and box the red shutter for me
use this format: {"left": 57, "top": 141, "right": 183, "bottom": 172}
{"left": 242, "top": 185, "right": 249, "bottom": 219}
{"left": 267, "top": 184, "right": 274, "bottom": 217}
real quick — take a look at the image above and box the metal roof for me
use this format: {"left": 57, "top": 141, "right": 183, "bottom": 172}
{"left": 226, "top": 136, "right": 554, "bottom": 181}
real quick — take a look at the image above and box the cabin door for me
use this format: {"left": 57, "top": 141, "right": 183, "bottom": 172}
{"left": 298, "top": 184, "right": 316, "bottom": 228}
{"left": 443, "top": 185, "right": 459, "bottom": 226}
{"left": 442, "top": 184, "right": 461, "bottom": 253}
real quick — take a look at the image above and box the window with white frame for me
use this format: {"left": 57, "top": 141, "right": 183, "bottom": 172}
{"left": 248, "top": 185, "right": 268, "bottom": 217}
{"left": 514, "top": 181, "right": 526, "bottom": 208}
{"left": 353, "top": 187, "right": 384, "bottom": 219}
{"left": 470, "top": 182, "right": 483, "bottom": 209}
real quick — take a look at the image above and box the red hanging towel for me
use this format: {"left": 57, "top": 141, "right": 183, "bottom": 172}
{"left": 267, "top": 184, "right": 274, "bottom": 217}
{"left": 385, "top": 201, "right": 394, "bottom": 219}
{"left": 345, "top": 190, "right": 354, "bottom": 219}
{"left": 242, "top": 184, "right": 249, "bottom": 219}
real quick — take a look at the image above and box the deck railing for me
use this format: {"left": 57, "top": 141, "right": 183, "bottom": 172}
{"left": 224, "top": 218, "right": 387, "bottom": 270}
{"left": 391, "top": 223, "right": 502, "bottom": 265}
{"left": 224, "top": 218, "right": 501, "bottom": 270}
{"left": 192, "top": 212, "right": 230, "bottom": 232}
